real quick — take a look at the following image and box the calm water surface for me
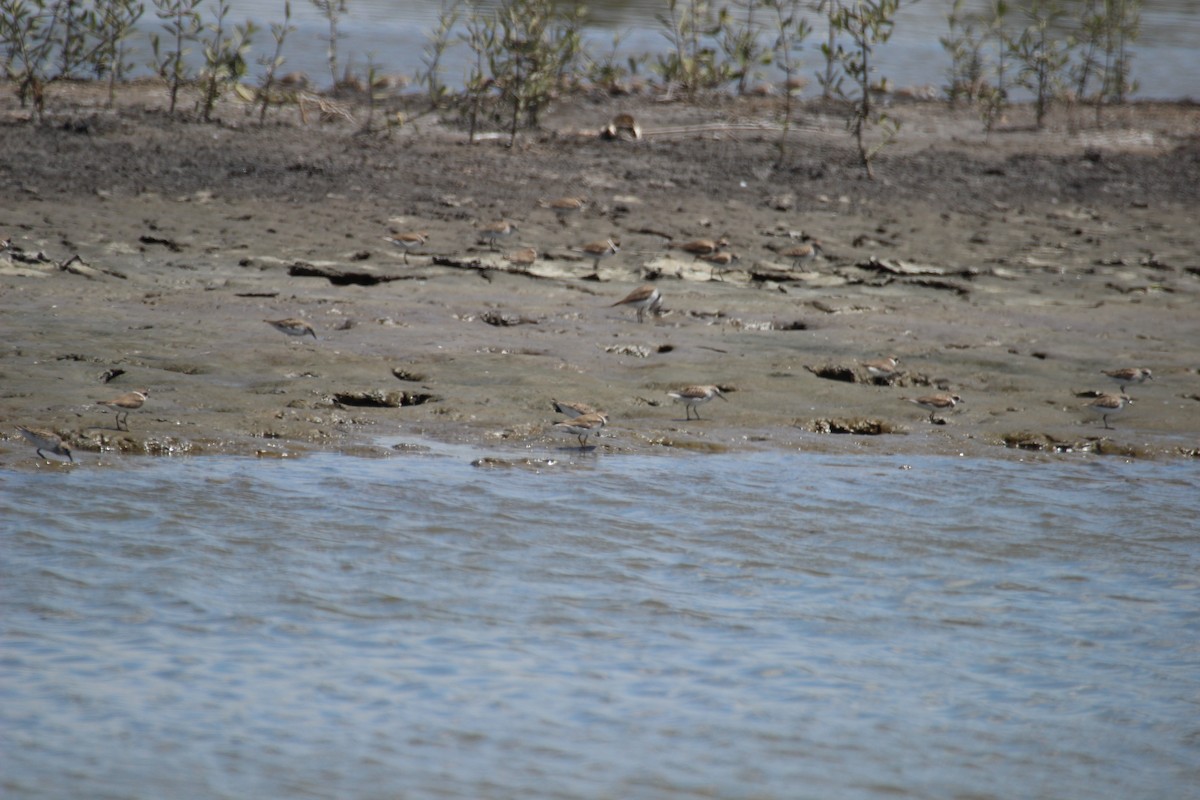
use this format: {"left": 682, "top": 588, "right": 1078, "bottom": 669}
{"left": 3, "top": 445, "right": 1198, "bottom": 799}
{"left": 201, "top": 0, "right": 1200, "bottom": 99}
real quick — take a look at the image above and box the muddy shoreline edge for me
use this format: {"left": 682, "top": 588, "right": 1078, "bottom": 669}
{"left": 2, "top": 86, "right": 1198, "bottom": 467}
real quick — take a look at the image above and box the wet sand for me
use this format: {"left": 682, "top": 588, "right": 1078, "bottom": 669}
{"left": 2, "top": 85, "right": 1198, "bottom": 466}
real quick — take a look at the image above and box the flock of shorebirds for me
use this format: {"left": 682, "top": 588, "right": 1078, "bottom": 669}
{"left": 9, "top": 193, "right": 1155, "bottom": 462}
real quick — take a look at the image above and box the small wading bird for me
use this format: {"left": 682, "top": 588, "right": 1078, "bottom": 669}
{"left": 553, "top": 411, "right": 608, "bottom": 448}
{"left": 383, "top": 231, "right": 430, "bottom": 264}
{"left": 905, "top": 393, "right": 963, "bottom": 423}
{"left": 668, "top": 385, "right": 727, "bottom": 420}
{"left": 265, "top": 318, "right": 317, "bottom": 340}
{"left": 476, "top": 220, "right": 518, "bottom": 250}
{"left": 97, "top": 388, "right": 149, "bottom": 431}
{"left": 697, "top": 250, "right": 739, "bottom": 281}
{"left": 16, "top": 426, "right": 73, "bottom": 462}
{"left": 1101, "top": 367, "right": 1152, "bottom": 394}
{"left": 574, "top": 237, "right": 620, "bottom": 273}
{"left": 552, "top": 399, "right": 601, "bottom": 419}
{"left": 611, "top": 284, "right": 662, "bottom": 323}
{"left": 670, "top": 237, "right": 728, "bottom": 257}
{"left": 1085, "top": 393, "right": 1131, "bottom": 430}
{"left": 862, "top": 356, "right": 900, "bottom": 380}
{"left": 779, "top": 241, "right": 823, "bottom": 268}
{"left": 539, "top": 196, "right": 587, "bottom": 226}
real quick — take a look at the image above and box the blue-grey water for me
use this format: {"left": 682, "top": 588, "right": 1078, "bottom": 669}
{"left": 3, "top": 444, "right": 1199, "bottom": 799}
{"left": 202, "top": 0, "right": 1199, "bottom": 99}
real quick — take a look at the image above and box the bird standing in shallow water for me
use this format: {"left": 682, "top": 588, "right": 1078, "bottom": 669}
{"left": 17, "top": 426, "right": 73, "bottom": 462}
{"left": 554, "top": 411, "right": 608, "bottom": 448}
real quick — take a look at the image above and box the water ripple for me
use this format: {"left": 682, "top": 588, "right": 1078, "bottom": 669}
{"left": 2, "top": 451, "right": 1198, "bottom": 799}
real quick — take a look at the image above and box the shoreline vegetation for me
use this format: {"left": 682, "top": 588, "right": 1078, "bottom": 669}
{"left": 2, "top": 1, "right": 1159, "bottom": 156}
{"left": 2, "top": 3, "right": 1199, "bottom": 468}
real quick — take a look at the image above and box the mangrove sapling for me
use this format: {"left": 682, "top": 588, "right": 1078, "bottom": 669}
{"left": 718, "top": 0, "right": 771, "bottom": 96}
{"left": 2, "top": 0, "right": 116, "bottom": 118}
{"left": 419, "top": 0, "right": 460, "bottom": 109}
{"left": 1099, "top": 0, "right": 1141, "bottom": 116}
{"left": 814, "top": 0, "right": 844, "bottom": 101}
{"left": 655, "top": 0, "right": 726, "bottom": 98}
{"left": 98, "top": 0, "right": 145, "bottom": 108}
{"left": 764, "top": 0, "right": 811, "bottom": 167}
{"left": 1011, "top": 0, "right": 1072, "bottom": 130}
{"left": 829, "top": 0, "right": 903, "bottom": 179}
{"left": 940, "top": 0, "right": 986, "bottom": 106}
{"left": 311, "top": 0, "right": 347, "bottom": 91}
{"left": 256, "top": 0, "right": 295, "bottom": 123}
{"left": 198, "top": 0, "right": 256, "bottom": 122}
{"left": 149, "top": 0, "right": 203, "bottom": 115}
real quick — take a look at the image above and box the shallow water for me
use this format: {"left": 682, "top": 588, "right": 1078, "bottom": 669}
{"left": 3, "top": 444, "right": 1198, "bottom": 799}
{"left": 200, "top": 0, "right": 1200, "bottom": 100}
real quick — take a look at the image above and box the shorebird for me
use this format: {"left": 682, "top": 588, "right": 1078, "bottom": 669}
{"left": 265, "top": 318, "right": 317, "bottom": 340}
{"left": 1101, "top": 367, "right": 1152, "bottom": 393}
{"left": 905, "top": 393, "right": 963, "bottom": 423}
{"left": 1085, "top": 393, "right": 1131, "bottom": 430}
{"left": 862, "top": 356, "right": 900, "bottom": 380}
{"left": 97, "top": 388, "right": 148, "bottom": 431}
{"left": 670, "top": 237, "right": 728, "bottom": 257}
{"left": 611, "top": 284, "right": 662, "bottom": 323}
{"left": 383, "top": 231, "right": 430, "bottom": 264}
{"left": 539, "top": 196, "right": 587, "bottom": 226}
{"left": 505, "top": 247, "right": 538, "bottom": 267}
{"left": 780, "top": 241, "right": 823, "bottom": 268}
{"left": 553, "top": 411, "right": 609, "bottom": 448}
{"left": 574, "top": 237, "right": 620, "bottom": 273}
{"left": 16, "top": 426, "right": 73, "bottom": 462}
{"left": 697, "top": 251, "right": 739, "bottom": 280}
{"left": 668, "top": 385, "right": 727, "bottom": 420}
{"left": 476, "top": 220, "right": 518, "bottom": 250}
{"left": 552, "top": 399, "right": 601, "bottom": 419}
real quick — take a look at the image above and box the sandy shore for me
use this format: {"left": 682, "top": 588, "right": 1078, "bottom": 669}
{"left": 2, "top": 84, "right": 1198, "bottom": 466}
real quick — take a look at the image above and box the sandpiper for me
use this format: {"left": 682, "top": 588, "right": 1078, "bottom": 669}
{"left": 670, "top": 237, "right": 728, "bottom": 257}
{"left": 697, "top": 251, "right": 739, "bottom": 281}
{"left": 16, "top": 426, "right": 73, "bottom": 462}
{"left": 539, "top": 196, "right": 587, "bottom": 226}
{"left": 611, "top": 284, "right": 662, "bottom": 323}
{"left": 780, "top": 241, "right": 823, "bottom": 268}
{"left": 862, "top": 356, "right": 900, "bottom": 380}
{"left": 574, "top": 237, "right": 620, "bottom": 273}
{"left": 553, "top": 411, "right": 609, "bottom": 448}
{"left": 905, "top": 393, "right": 963, "bottom": 423}
{"left": 552, "top": 399, "right": 601, "bottom": 419}
{"left": 668, "top": 385, "right": 727, "bottom": 420}
{"left": 476, "top": 220, "right": 518, "bottom": 250}
{"left": 1101, "top": 367, "right": 1152, "bottom": 394}
{"left": 1085, "top": 393, "right": 1131, "bottom": 430}
{"left": 265, "top": 318, "right": 317, "bottom": 340}
{"left": 383, "top": 231, "right": 430, "bottom": 264}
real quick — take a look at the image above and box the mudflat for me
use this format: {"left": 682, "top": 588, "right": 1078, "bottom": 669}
{"left": 3, "top": 84, "right": 1198, "bottom": 465}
